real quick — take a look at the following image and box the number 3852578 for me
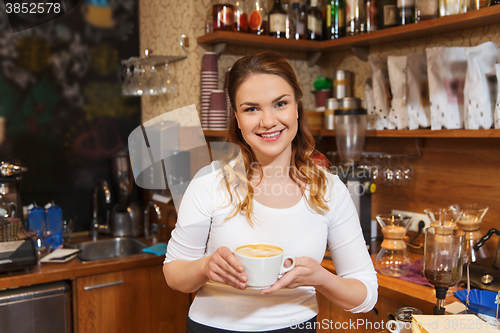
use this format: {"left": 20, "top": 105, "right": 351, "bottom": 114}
{"left": 5, "top": 2, "right": 61, "bottom": 14}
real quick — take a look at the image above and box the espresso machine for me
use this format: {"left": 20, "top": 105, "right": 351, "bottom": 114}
{"left": 0, "top": 161, "right": 27, "bottom": 221}
{"left": 333, "top": 98, "right": 376, "bottom": 252}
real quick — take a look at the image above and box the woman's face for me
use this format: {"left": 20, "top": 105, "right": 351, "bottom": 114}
{"left": 234, "top": 74, "right": 298, "bottom": 163}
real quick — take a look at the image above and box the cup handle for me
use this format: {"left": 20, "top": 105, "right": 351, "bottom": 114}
{"left": 386, "top": 320, "right": 399, "bottom": 333}
{"left": 279, "top": 256, "right": 295, "bottom": 275}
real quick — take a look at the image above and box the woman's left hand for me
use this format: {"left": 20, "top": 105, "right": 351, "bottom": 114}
{"left": 260, "top": 257, "right": 327, "bottom": 294}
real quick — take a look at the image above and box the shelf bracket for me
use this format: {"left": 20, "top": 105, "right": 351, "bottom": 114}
{"left": 307, "top": 51, "right": 322, "bottom": 67}
{"left": 350, "top": 46, "right": 369, "bottom": 62}
{"left": 212, "top": 42, "right": 226, "bottom": 57}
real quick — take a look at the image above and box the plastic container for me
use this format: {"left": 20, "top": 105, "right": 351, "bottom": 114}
{"left": 45, "top": 203, "right": 63, "bottom": 251}
{"left": 28, "top": 204, "right": 45, "bottom": 238}
{"left": 28, "top": 204, "right": 47, "bottom": 257}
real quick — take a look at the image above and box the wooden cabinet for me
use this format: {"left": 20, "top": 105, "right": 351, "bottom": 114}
{"left": 74, "top": 265, "right": 190, "bottom": 333}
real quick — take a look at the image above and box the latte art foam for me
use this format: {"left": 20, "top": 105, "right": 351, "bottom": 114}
{"left": 235, "top": 244, "right": 283, "bottom": 258}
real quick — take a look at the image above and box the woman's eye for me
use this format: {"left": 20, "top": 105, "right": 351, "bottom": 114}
{"left": 276, "top": 101, "right": 287, "bottom": 108}
{"left": 244, "top": 107, "right": 258, "bottom": 112}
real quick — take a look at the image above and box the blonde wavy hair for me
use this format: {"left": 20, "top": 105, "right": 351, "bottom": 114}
{"left": 221, "top": 51, "right": 330, "bottom": 224}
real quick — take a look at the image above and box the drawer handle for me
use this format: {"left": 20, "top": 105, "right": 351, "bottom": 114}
{"left": 83, "top": 280, "right": 124, "bottom": 291}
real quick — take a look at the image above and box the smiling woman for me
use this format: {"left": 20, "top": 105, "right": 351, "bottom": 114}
{"left": 162, "top": 51, "right": 378, "bottom": 333}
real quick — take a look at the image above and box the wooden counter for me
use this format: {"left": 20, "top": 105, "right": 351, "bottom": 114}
{"left": 1, "top": 245, "right": 449, "bottom": 311}
{"left": 0, "top": 237, "right": 189, "bottom": 333}
{"left": 0, "top": 238, "right": 164, "bottom": 290}
{"left": 0, "top": 241, "right": 459, "bottom": 333}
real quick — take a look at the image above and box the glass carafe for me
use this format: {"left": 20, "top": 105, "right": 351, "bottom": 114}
{"left": 454, "top": 203, "right": 489, "bottom": 263}
{"left": 375, "top": 214, "right": 413, "bottom": 277}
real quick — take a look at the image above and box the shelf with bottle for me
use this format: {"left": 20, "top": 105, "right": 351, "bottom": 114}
{"left": 198, "top": 5, "right": 500, "bottom": 53}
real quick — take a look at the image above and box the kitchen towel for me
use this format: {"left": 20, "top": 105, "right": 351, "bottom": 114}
{"left": 143, "top": 242, "right": 168, "bottom": 256}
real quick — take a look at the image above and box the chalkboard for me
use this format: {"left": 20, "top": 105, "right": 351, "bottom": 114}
{"left": 0, "top": 0, "right": 141, "bottom": 232}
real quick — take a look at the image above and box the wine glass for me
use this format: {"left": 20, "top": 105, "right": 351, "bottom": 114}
{"left": 382, "top": 154, "right": 395, "bottom": 186}
{"left": 122, "top": 65, "right": 133, "bottom": 95}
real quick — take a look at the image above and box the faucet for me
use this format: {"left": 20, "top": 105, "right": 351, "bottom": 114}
{"left": 91, "top": 180, "right": 112, "bottom": 241}
{"left": 144, "top": 201, "right": 161, "bottom": 240}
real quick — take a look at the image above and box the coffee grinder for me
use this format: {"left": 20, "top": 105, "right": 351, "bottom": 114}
{"left": 333, "top": 97, "right": 376, "bottom": 251}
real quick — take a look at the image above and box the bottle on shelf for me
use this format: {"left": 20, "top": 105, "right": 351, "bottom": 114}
{"left": 365, "top": 0, "right": 379, "bottom": 33}
{"left": 269, "top": 0, "right": 288, "bottom": 38}
{"left": 234, "top": 0, "right": 249, "bottom": 32}
{"left": 248, "top": 0, "right": 268, "bottom": 35}
{"left": 206, "top": 6, "right": 214, "bottom": 34}
{"left": 290, "top": 1, "right": 306, "bottom": 39}
{"left": 299, "top": 1, "right": 308, "bottom": 38}
{"left": 397, "top": 0, "right": 415, "bottom": 25}
{"left": 213, "top": 0, "right": 236, "bottom": 31}
{"left": 326, "top": 0, "right": 346, "bottom": 39}
{"left": 307, "top": 0, "right": 323, "bottom": 40}
{"left": 283, "top": 0, "right": 291, "bottom": 39}
{"left": 378, "top": 0, "right": 398, "bottom": 29}
{"left": 346, "top": 0, "right": 365, "bottom": 35}
{"left": 415, "top": 0, "right": 438, "bottom": 21}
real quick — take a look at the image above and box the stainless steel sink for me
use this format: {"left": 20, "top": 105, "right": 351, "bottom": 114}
{"left": 69, "top": 237, "right": 148, "bottom": 262}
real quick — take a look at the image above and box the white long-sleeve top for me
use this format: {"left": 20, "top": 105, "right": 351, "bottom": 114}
{"left": 164, "top": 162, "right": 378, "bottom": 331}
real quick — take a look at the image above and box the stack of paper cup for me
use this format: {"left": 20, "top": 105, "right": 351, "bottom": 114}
{"left": 209, "top": 90, "right": 228, "bottom": 130}
{"left": 201, "top": 52, "right": 218, "bottom": 129}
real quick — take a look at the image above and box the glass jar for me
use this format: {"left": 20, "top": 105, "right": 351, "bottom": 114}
{"left": 213, "top": 0, "right": 235, "bottom": 31}
{"left": 415, "top": 0, "right": 438, "bottom": 21}
{"left": 234, "top": 0, "right": 248, "bottom": 32}
{"left": 248, "top": 0, "right": 268, "bottom": 35}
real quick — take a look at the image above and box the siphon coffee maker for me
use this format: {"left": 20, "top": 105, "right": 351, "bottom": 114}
{"left": 374, "top": 214, "right": 413, "bottom": 277}
{"left": 333, "top": 98, "right": 376, "bottom": 250}
{"left": 423, "top": 227, "right": 465, "bottom": 314}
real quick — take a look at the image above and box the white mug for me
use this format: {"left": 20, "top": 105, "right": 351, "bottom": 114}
{"left": 387, "top": 320, "right": 412, "bottom": 333}
{"left": 234, "top": 243, "right": 295, "bottom": 289}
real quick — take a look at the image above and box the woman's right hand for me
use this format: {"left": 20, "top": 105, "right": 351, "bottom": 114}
{"left": 202, "top": 246, "right": 248, "bottom": 290}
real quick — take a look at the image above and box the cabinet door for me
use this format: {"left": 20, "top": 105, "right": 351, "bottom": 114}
{"left": 76, "top": 268, "right": 149, "bottom": 333}
{"left": 147, "top": 265, "right": 191, "bottom": 332}
{"left": 316, "top": 291, "right": 331, "bottom": 332}
{"left": 330, "top": 302, "right": 376, "bottom": 333}
{"left": 76, "top": 266, "right": 191, "bottom": 333}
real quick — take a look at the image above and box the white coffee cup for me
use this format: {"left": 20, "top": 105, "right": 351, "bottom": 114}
{"left": 234, "top": 243, "right": 295, "bottom": 289}
{"left": 387, "top": 306, "right": 422, "bottom": 333}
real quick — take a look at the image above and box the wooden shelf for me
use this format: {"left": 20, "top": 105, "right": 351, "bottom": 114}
{"left": 205, "top": 129, "right": 500, "bottom": 138}
{"left": 198, "top": 6, "right": 500, "bottom": 53}
{"left": 197, "top": 31, "right": 322, "bottom": 53}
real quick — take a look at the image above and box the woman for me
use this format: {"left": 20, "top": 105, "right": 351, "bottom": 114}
{"left": 163, "top": 51, "right": 378, "bottom": 332}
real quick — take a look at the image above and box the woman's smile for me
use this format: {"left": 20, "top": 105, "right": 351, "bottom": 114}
{"left": 256, "top": 129, "right": 284, "bottom": 141}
